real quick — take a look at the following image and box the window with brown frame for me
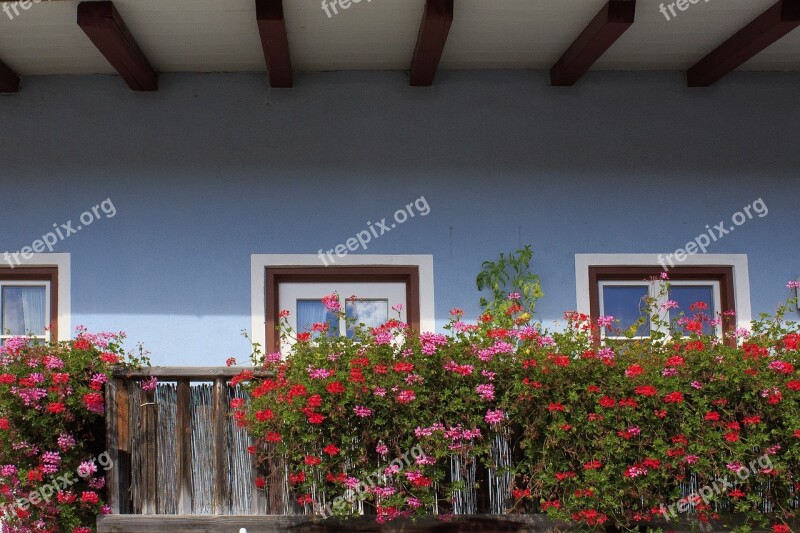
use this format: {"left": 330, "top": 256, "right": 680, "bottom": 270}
{"left": 265, "top": 266, "right": 421, "bottom": 353}
{"left": 588, "top": 266, "right": 736, "bottom": 342}
{"left": 0, "top": 267, "right": 59, "bottom": 344}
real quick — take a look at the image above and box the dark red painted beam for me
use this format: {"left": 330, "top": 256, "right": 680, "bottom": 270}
{"left": 409, "top": 0, "right": 453, "bottom": 87}
{"left": 256, "top": 0, "right": 292, "bottom": 88}
{"left": 550, "top": 0, "right": 636, "bottom": 86}
{"left": 77, "top": 1, "right": 157, "bottom": 91}
{"left": 0, "top": 58, "right": 20, "bottom": 93}
{"left": 687, "top": 0, "right": 800, "bottom": 87}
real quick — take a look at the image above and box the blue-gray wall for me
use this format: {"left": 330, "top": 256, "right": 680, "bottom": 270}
{"left": 0, "top": 71, "right": 798, "bottom": 365}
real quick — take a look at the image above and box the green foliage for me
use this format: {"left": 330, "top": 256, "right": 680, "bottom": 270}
{"left": 0, "top": 330, "right": 147, "bottom": 532}
{"left": 476, "top": 245, "right": 542, "bottom": 316}
{"left": 235, "top": 266, "right": 800, "bottom": 532}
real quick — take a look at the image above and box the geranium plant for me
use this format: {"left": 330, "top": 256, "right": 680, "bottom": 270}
{"left": 0, "top": 327, "right": 148, "bottom": 533}
{"left": 234, "top": 251, "right": 799, "bottom": 532}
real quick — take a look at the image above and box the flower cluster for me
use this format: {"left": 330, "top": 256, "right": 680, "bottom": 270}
{"left": 0, "top": 327, "right": 147, "bottom": 532}
{"left": 234, "top": 281, "right": 800, "bottom": 531}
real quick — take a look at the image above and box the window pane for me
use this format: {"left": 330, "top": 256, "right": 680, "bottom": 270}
{"left": 2, "top": 286, "right": 47, "bottom": 336}
{"left": 346, "top": 300, "right": 389, "bottom": 339}
{"left": 296, "top": 300, "right": 338, "bottom": 338}
{"left": 669, "top": 285, "right": 715, "bottom": 335}
{"left": 602, "top": 285, "right": 650, "bottom": 337}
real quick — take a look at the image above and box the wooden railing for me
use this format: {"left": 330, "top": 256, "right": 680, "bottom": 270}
{"left": 105, "top": 367, "right": 269, "bottom": 516}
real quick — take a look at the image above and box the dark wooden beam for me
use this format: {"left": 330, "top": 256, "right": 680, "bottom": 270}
{"left": 687, "top": 0, "right": 800, "bottom": 87}
{"left": 77, "top": 1, "right": 157, "bottom": 91}
{"left": 255, "top": 0, "right": 292, "bottom": 88}
{"left": 0, "top": 58, "right": 20, "bottom": 94}
{"left": 550, "top": 0, "right": 636, "bottom": 86}
{"left": 409, "top": 0, "right": 453, "bottom": 86}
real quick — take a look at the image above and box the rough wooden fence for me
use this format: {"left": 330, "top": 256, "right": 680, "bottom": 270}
{"left": 106, "top": 366, "right": 268, "bottom": 516}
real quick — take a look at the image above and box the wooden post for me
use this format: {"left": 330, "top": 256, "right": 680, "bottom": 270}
{"left": 104, "top": 379, "right": 120, "bottom": 514}
{"left": 176, "top": 380, "right": 192, "bottom": 514}
{"left": 117, "top": 383, "right": 131, "bottom": 514}
{"left": 141, "top": 387, "right": 158, "bottom": 514}
{"left": 213, "top": 378, "right": 230, "bottom": 515}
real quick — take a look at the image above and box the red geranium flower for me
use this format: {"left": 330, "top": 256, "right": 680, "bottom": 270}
{"left": 266, "top": 431, "right": 282, "bottom": 442}
{"left": 80, "top": 491, "right": 99, "bottom": 504}
{"left": 304, "top": 455, "right": 321, "bottom": 466}
{"left": 307, "top": 413, "right": 325, "bottom": 424}
{"left": 393, "top": 362, "right": 414, "bottom": 373}
{"left": 296, "top": 332, "right": 311, "bottom": 343}
{"left": 784, "top": 334, "right": 800, "bottom": 351}
{"left": 704, "top": 411, "right": 720, "bottom": 421}
{"left": 322, "top": 444, "right": 340, "bottom": 456}
{"left": 787, "top": 380, "right": 800, "bottom": 391}
{"left": 289, "top": 471, "right": 306, "bottom": 484}
{"left": 625, "top": 364, "right": 644, "bottom": 378}
{"left": 635, "top": 385, "right": 658, "bottom": 396}
{"left": 547, "top": 402, "right": 565, "bottom": 412}
{"left": 743, "top": 416, "right": 762, "bottom": 425}
{"left": 72, "top": 338, "right": 92, "bottom": 351}
{"left": 326, "top": 381, "right": 346, "bottom": 394}
{"left": 0, "top": 418, "right": 8, "bottom": 430}
{"left": 598, "top": 396, "right": 616, "bottom": 408}
{"left": 664, "top": 391, "right": 684, "bottom": 404}
{"left": 255, "top": 409, "right": 274, "bottom": 422}
{"left": 583, "top": 459, "right": 602, "bottom": 470}
{"left": 512, "top": 487, "right": 531, "bottom": 500}
{"left": 255, "top": 477, "right": 267, "bottom": 489}
{"left": 47, "top": 402, "right": 66, "bottom": 414}
{"left": 724, "top": 432, "right": 740, "bottom": 442}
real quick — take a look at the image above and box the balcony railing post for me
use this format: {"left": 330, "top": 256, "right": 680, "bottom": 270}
{"left": 213, "top": 377, "right": 230, "bottom": 515}
{"left": 104, "top": 379, "right": 120, "bottom": 514}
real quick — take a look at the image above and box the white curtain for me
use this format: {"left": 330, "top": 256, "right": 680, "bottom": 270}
{"left": 2, "top": 286, "right": 46, "bottom": 336}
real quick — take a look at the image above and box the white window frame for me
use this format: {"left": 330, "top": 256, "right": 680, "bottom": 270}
{"left": 575, "top": 253, "right": 751, "bottom": 332}
{"left": 598, "top": 279, "right": 722, "bottom": 339}
{"left": 0, "top": 280, "right": 51, "bottom": 343}
{"left": 251, "top": 254, "right": 435, "bottom": 350}
{"left": 0, "top": 253, "right": 70, "bottom": 342}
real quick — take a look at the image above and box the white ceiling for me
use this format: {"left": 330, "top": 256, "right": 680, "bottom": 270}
{"left": 0, "top": 0, "right": 798, "bottom": 77}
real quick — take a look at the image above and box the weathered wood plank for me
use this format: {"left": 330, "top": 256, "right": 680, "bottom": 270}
{"left": 213, "top": 378, "right": 230, "bottom": 515}
{"left": 140, "top": 387, "right": 158, "bottom": 515}
{"left": 98, "top": 514, "right": 784, "bottom": 533}
{"left": 176, "top": 380, "right": 192, "bottom": 514}
{"left": 117, "top": 382, "right": 130, "bottom": 453}
{"left": 113, "top": 366, "right": 262, "bottom": 380}
{"left": 104, "top": 379, "right": 120, "bottom": 514}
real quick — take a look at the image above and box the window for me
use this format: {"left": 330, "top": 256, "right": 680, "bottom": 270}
{"left": 251, "top": 255, "right": 434, "bottom": 354}
{"left": 283, "top": 280, "right": 407, "bottom": 340}
{"left": 598, "top": 279, "right": 722, "bottom": 339}
{"left": 575, "top": 254, "right": 751, "bottom": 345}
{"left": 0, "top": 268, "right": 58, "bottom": 344}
